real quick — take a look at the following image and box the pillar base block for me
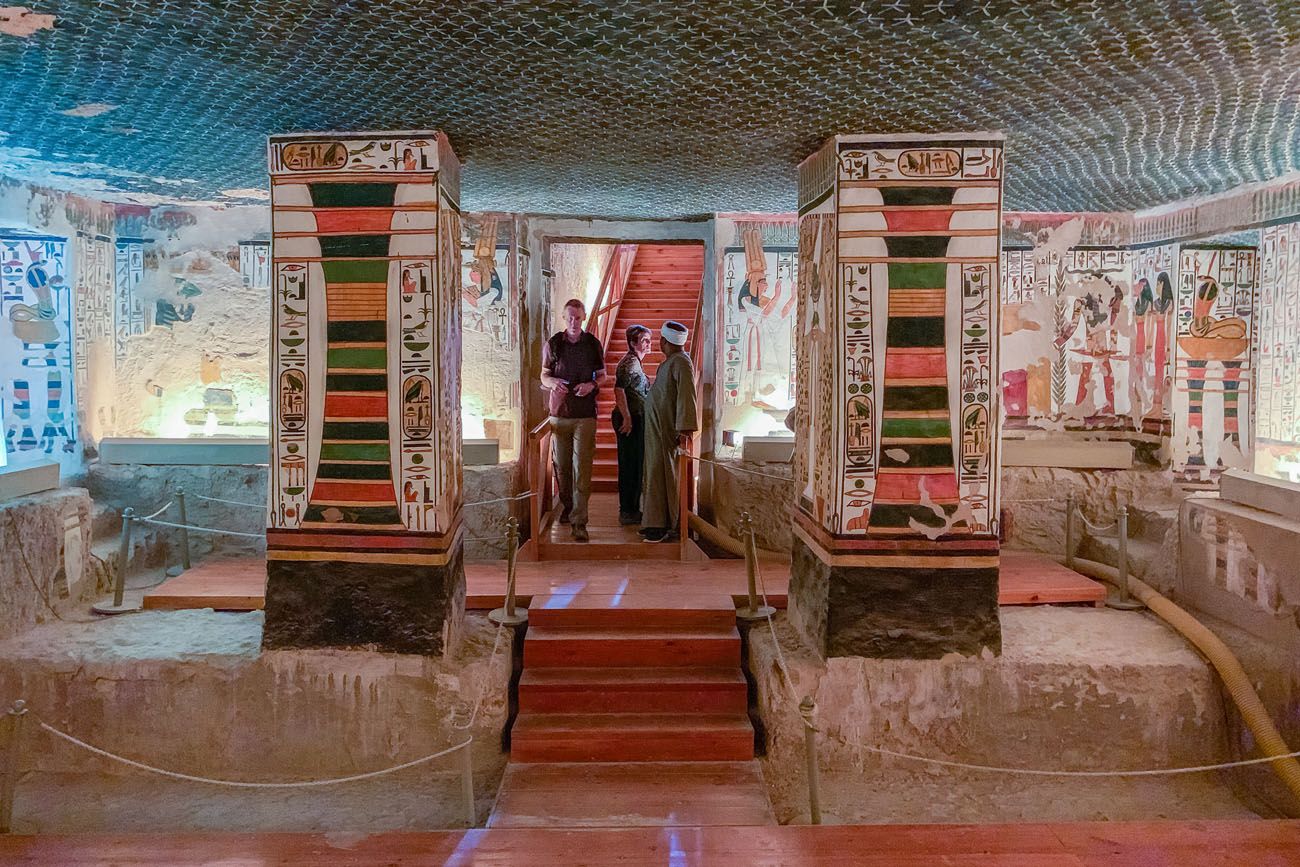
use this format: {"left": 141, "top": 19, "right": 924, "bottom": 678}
{"left": 789, "top": 525, "right": 1001, "bottom": 660}
{"left": 262, "top": 529, "right": 465, "bottom": 656}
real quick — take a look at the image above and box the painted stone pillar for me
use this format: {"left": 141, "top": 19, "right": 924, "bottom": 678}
{"left": 263, "top": 132, "right": 464, "bottom": 654}
{"left": 790, "top": 134, "right": 1004, "bottom": 659}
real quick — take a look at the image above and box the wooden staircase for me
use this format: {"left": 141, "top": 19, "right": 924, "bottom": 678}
{"left": 489, "top": 590, "right": 772, "bottom": 829}
{"left": 593, "top": 243, "right": 705, "bottom": 494}
{"left": 511, "top": 592, "right": 753, "bottom": 763}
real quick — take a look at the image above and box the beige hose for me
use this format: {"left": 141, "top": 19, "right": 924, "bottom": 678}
{"left": 1059, "top": 554, "right": 1300, "bottom": 810}
{"left": 688, "top": 512, "right": 784, "bottom": 561}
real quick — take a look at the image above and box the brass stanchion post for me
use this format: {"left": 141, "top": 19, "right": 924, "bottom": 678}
{"left": 489, "top": 517, "right": 527, "bottom": 626}
{"left": 460, "top": 741, "right": 476, "bottom": 827}
{"left": 0, "top": 700, "right": 28, "bottom": 834}
{"left": 736, "top": 512, "right": 775, "bottom": 622}
{"left": 1064, "top": 494, "right": 1076, "bottom": 570}
{"left": 800, "top": 696, "right": 822, "bottom": 825}
{"left": 1108, "top": 504, "right": 1143, "bottom": 610}
{"left": 94, "top": 508, "right": 141, "bottom": 615}
{"left": 176, "top": 487, "right": 191, "bottom": 571}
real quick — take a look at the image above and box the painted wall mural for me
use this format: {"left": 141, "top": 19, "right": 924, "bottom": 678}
{"left": 72, "top": 231, "right": 114, "bottom": 403}
{"left": 266, "top": 131, "right": 463, "bottom": 568}
{"left": 460, "top": 213, "right": 520, "bottom": 460}
{"left": 112, "top": 239, "right": 146, "bottom": 366}
{"left": 238, "top": 240, "right": 270, "bottom": 289}
{"left": 1173, "top": 246, "right": 1258, "bottom": 482}
{"left": 794, "top": 134, "right": 1003, "bottom": 547}
{"left": 1256, "top": 223, "right": 1300, "bottom": 481}
{"left": 998, "top": 219, "right": 1177, "bottom": 460}
{"left": 720, "top": 220, "right": 798, "bottom": 440}
{"left": 1, "top": 234, "right": 76, "bottom": 469}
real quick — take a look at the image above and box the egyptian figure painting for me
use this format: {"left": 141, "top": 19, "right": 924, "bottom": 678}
{"left": 1, "top": 235, "right": 77, "bottom": 469}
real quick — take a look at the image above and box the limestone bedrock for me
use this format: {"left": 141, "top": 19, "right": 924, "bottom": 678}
{"left": 0, "top": 610, "right": 510, "bottom": 786}
{"left": 748, "top": 607, "right": 1227, "bottom": 822}
{"left": 0, "top": 487, "right": 98, "bottom": 640}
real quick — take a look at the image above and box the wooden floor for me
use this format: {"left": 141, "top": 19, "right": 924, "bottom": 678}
{"left": 143, "top": 549, "right": 1102, "bottom": 612}
{"left": 488, "top": 762, "right": 775, "bottom": 828}
{"left": 5, "top": 821, "right": 1297, "bottom": 865}
{"left": 534, "top": 492, "right": 705, "bottom": 561}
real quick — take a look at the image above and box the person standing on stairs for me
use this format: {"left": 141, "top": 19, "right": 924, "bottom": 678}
{"left": 541, "top": 298, "right": 606, "bottom": 542}
{"left": 641, "top": 320, "right": 698, "bottom": 543}
{"left": 612, "top": 324, "right": 652, "bottom": 525}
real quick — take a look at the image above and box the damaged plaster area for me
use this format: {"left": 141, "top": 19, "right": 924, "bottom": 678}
{"left": 0, "top": 6, "right": 54, "bottom": 38}
{"left": 0, "top": 609, "right": 511, "bottom": 833}
{"left": 749, "top": 607, "right": 1256, "bottom": 824}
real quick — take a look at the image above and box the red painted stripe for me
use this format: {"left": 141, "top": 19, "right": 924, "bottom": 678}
{"left": 874, "top": 472, "right": 959, "bottom": 502}
{"left": 308, "top": 480, "right": 397, "bottom": 504}
{"left": 883, "top": 209, "right": 955, "bottom": 232}
{"left": 885, "top": 350, "right": 947, "bottom": 378}
{"left": 324, "top": 393, "right": 389, "bottom": 417}
{"left": 313, "top": 209, "right": 395, "bottom": 234}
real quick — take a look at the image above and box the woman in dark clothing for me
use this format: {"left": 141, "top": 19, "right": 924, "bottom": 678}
{"left": 612, "top": 324, "right": 652, "bottom": 525}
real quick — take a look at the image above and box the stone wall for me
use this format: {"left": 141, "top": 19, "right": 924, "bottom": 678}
{"left": 84, "top": 460, "right": 523, "bottom": 567}
{"left": 1177, "top": 494, "right": 1300, "bottom": 816}
{"left": 748, "top": 608, "right": 1228, "bottom": 820}
{"left": 0, "top": 610, "right": 510, "bottom": 788}
{"left": 0, "top": 488, "right": 98, "bottom": 640}
{"left": 710, "top": 459, "right": 794, "bottom": 552}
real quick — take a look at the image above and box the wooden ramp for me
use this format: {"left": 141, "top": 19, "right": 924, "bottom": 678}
{"left": 8, "top": 821, "right": 1299, "bottom": 865}
{"left": 143, "top": 549, "right": 1099, "bottom": 613}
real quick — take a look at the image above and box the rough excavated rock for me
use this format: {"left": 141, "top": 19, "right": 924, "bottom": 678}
{"left": 0, "top": 488, "right": 98, "bottom": 640}
{"left": 711, "top": 459, "right": 795, "bottom": 551}
{"left": 749, "top": 608, "right": 1226, "bottom": 821}
{"left": 86, "top": 461, "right": 524, "bottom": 565}
{"left": 0, "top": 610, "right": 509, "bottom": 787}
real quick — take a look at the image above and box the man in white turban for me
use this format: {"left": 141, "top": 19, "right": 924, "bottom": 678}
{"left": 640, "top": 320, "right": 698, "bottom": 542}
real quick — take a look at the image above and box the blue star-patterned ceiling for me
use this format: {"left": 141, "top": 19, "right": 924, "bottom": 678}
{"left": 1, "top": 0, "right": 1298, "bottom": 216}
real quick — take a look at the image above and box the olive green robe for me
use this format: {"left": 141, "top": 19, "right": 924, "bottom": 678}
{"left": 642, "top": 350, "right": 698, "bottom": 530}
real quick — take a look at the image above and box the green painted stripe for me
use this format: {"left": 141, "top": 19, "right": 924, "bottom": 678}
{"left": 303, "top": 503, "right": 402, "bottom": 525}
{"left": 868, "top": 502, "right": 958, "bottom": 528}
{"left": 886, "top": 316, "right": 946, "bottom": 347}
{"left": 319, "top": 441, "right": 391, "bottom": 462}
{"left": 883, "top": 385, "right": 949, "bottom": 410}
{"left": 308, "top": 182, "right": 397, "bottom": 208}
{"left": 327, "top": 347, "right": 387, "bottom": 369}
{"left": 321, "top": 259, "right": 389, "bottom": 283}
{"left": 328, "top": 321, "right": 387, "bottom": 342}
{"left": 888, "top": 262, "right": 947, "bottom": 289}
{"left": 878, "top": 443, "right": 954, "bottom": 468}
{"left": 881, "top": 418, "right": 952, "bottom": 438}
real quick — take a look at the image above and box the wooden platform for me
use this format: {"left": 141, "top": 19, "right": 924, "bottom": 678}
{"left": 142, "top": 549, "right": 1102, "bottom": 612}
{"left": 6, "top": 821, "right": 1298, "bottom": 865}
{"left": 488, "top": 762, "right": 775, "bottom": 828}
{"left": 999, "top": 549, "right": 1107, "bottom": 605}
{"left": 529, "top": 492, "right": 707, "bottom": 561}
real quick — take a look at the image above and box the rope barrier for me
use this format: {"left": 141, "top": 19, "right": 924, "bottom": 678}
{"left": 855, "top": 742, "right": 1300, "bottom": 777}
{"left": 139, "top": 501, "right": 174, "bottom": 521}
{"left": 135, "top": 516, "right": 266, "bottom": 540}
{"left": 462, "top": 492, "right": 535, "bottom": 508}
{"left": 692, "top": 453, "right": 792, "bottom": 483}
{"left": 37, "top": 719, "right": 470, "bottom": 789}
{"left": 191, "top": 493, "right": 264, "bottom": 510}
{"left": 1077, "top": 512, "right": 1119, "bottom": 533}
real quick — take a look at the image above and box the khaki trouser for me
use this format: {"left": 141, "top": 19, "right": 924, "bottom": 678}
{"left": 550, "top": 416, "right": 596, "bottom": 527}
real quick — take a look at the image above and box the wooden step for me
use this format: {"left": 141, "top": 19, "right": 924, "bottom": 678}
{"left": 529, "top": 593, "right": 737, "bottom": 629}
{"left": 518, "top": 667, "right": 747, "bottom": 714}
{"left": 510, "top": 713, "right": 754, "bottom": 762}
{"left": 523, "top": 626, "right": 741, "bottom": 668}
{"left": 487, "top": 761, "right": 774, "bottom": 828}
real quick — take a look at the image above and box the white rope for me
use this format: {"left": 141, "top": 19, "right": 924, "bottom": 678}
{"left": 463, "top": 492, "right": 535, "bottom": 508}
{"left": 747, "top": 528, "right": 801, "bottom": 707}
{"left": 1077, "top": 512, "right": 1119, "bottom": 533}
{"left": 455, "top": 617, "right": 510, "bottom": 732}
{"left": 135, "top": 516, "right": 266, "bottom": 540}
{"left": 37, "top": 719, "right": 469, "bottom": 788}
{"left": 191, "top": 493, "right": 265, "bottom": 510}
{"left": 693, "top": 453, "right": 792, "bottom": 483}
{"left": 138, "top": 501, "right": 174, "bottom": 521}
{"left": 856, "top": 742, "right": 1300, "bottom": 777}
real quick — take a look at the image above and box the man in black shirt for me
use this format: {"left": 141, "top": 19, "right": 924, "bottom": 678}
{"left": 540, "top": 298, "right": 605, "bottom": 541}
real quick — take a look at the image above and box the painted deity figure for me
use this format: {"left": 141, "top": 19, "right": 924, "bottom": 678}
{"left": 1055, "top": 277, "right": 1124, "bottom": 416}
{"left": 1131, "top": 272, "right": 1174, "bottom": 422}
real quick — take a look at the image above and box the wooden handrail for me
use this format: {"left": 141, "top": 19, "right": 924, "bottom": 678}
{"left": 586, "top": 244, "right": 638, "bottom": 348}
